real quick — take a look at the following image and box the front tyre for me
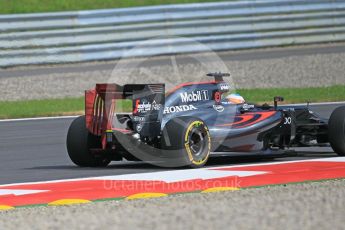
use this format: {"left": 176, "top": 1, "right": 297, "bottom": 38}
{"left": 162, "top": 117, "right": 211, "bottom": 168}
{"left": 328, "top": 106, "right": 345, "bottom": 156}
{"left": 66, "top": 116, "right": 111, "bottom": 167}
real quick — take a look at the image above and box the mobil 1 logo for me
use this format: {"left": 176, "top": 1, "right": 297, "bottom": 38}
{"left": 180, "top": 90, "right": 209, "bottom": 103}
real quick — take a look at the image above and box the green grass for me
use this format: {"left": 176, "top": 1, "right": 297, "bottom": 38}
{"left": 0, "top": 97, "right": 84, "bottom": 119}
{"left": 0, "top": 0, "right": 228, "bottom": 14}
{"left": 237, "top": 85, "right": 345, "bottom": 104}
{"left": 0, "top": 85, "right": 344, "bottom": 119}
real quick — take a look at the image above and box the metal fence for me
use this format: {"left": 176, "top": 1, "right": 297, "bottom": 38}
{"left": 1, "top": 0, "right": 345, "bottom": 67}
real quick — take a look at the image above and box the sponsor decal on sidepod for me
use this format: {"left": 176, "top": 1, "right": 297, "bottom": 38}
{"left": 213, "top": 104, "right": 225, "bottom": 112}
{"left": 134, "top": 100, "right": 162, "bottom": 114}
{"left": 164, "top": 105, "right": 197, "bottom": 114}
{"left": 219, "top": 83, "right": 230, "bottom": 91}
{"left": 180, "top": 90, "right": 209, "bottom": 103}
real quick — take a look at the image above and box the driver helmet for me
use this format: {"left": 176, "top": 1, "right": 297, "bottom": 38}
{"left": 226, "top": 93, "right": 245, "bottom": 104}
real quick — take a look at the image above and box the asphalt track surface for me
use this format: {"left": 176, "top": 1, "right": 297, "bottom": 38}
{"left": 0, "top": 103, "right": 343, "bottom": 185}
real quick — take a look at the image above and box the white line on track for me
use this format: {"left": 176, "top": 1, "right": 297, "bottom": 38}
{"left": 0, "top": 102, "right": 343, "bottom": 123}
{"left": 0, "top": 115, "right": 78, "bottom": 122}
{"left": 1, "top": 156, "right": 344, "bottom": 188}
{"left": 283, "top": 101, "right": 345, "bottom": 106}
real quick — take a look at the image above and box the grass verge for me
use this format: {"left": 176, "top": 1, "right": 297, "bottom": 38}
{"left": 239, "top": 85, "right": 345, "bottom": 105}
{"left": 0, "top": 85, "right": 344, "bottom": 119}
{"left": 0, "top": 97, "right": 84, "bottom": 119}
{"left": 0, "top": 0, "right": 227, "bottom": 14}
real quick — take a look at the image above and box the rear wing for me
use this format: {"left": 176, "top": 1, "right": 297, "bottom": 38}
{"left": 85, "top": 83, "right": 165, "bottom": 138}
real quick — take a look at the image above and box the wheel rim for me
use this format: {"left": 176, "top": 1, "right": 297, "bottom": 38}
{"left": 189, "top": 128, "right": 207, "bottom": 157}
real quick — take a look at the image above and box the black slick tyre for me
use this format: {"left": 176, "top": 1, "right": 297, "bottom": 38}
{"left": 162, "top": 117, "right": 211, "bottom": 168}
{"left": 328, "top": 106, "right": 345, "bottom": 156}
{"left": 66, "top": 116, "right": 111, "bottom": 167}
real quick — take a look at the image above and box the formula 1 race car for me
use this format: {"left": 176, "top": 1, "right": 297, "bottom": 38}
{"left": 66, "top": 73, "right": 345, "bottom": 168}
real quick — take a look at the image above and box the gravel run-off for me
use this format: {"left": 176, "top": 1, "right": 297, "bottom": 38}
{"left": 1, "top": 44, "right": 345, "bottom": 101}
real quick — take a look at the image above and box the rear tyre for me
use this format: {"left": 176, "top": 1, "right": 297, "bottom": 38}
{"left": 328, "top": 106, "right": 345, "bottom": 156}
{"left": 162, "top": 117, "right": 211, "bottom": 168}
{"left": 66, "top": 116, "right": 111, "bottom": 167}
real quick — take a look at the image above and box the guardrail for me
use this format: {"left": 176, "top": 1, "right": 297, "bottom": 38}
{"left": 1, "top": 0, "right": 345, "bottom": 67}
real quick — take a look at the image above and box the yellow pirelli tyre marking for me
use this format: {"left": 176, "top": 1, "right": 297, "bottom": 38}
{"left": 48, "top": 199, "right": 91, "bottom": 206}
{"left": 185, "top": 142, "right": 194, "bottom": 162}
{"left": 184, "top": 121, "right": 211, "bottom": 166}
{"left": 201, "top": 187, "right": 240, "bottom": 193}
{"left": 184, "top": 121, "right": 203, "bottom": 142}
{"left": 0, "top": 205, "right": 14, "bottom": 211}
{"left": 126, "top": 193, "right": 168, "bottom": 200}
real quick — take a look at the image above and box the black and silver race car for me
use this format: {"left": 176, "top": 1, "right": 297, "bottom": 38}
{"left": 66, "top": 73, "right": 345, "bottom": 168}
